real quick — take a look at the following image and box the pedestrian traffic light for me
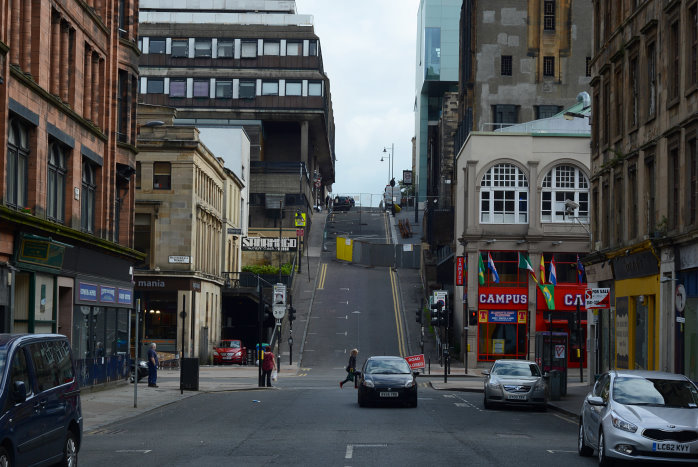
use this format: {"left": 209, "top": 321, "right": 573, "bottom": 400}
{"left": 431, "top": 301, "right": 444, "bottom": 326}
{"left": 289, "top": 306, "right": 296, "bottom": 321}
{"left": 416, "top": 307, "right": 422, "bottom": 324}
{"left": 469, "top": 309, "right": 478, "bottom": 326}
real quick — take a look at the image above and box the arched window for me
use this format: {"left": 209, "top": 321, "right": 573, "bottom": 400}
{"left": 6, "top": 118, "right": 29, "bottom": 208}
{"left": 81, "top": 161, "right": 97, "bottom": 233}
{"left": 480, "top": 163, "right": 529, "bottom": 223}
{"left": 48, "top": 142, "right": 67, "bottom": 223}
{"left": 541, "top": 165, "right": 589, "bottom": 222}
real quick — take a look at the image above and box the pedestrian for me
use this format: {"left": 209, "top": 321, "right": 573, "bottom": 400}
{"left": 147, "top": 342, "right": 159, "bottom": 388}
{"left": 262, "top": 345, "right": 276, "bottom": 387}
{"left": 325, "top": 195, "right": 330, "bottom": 210}
{"left": 339, "top": 348, "right": 358, "bottom": 388}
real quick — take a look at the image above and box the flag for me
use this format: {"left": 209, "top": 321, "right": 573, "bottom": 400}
{"left": 539, "top": 283, "right": 555, "bottom": 310}
{"left": 577, "top": 255, "right": 585, "bottom": 284}
{"left": 487, "top": 252, "right": 500, "bottom": 283}
{"left": 518, "top": 252, "right": 538, "bottom": 283}
{"left": 478, "top": 254, "right": 486, "bottom": 285}
{"left": 540, "top": 254, "right": 546, "bottom": 284}
{"left": 549, "top": 256, "right": 557, "bottom": 286}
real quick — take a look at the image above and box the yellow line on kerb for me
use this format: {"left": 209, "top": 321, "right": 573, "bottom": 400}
{"left": 317, "top": 263, "right": 327, "bottom": 290}
{"left": 390, "top": 269, "right": 406, "bottom": 357}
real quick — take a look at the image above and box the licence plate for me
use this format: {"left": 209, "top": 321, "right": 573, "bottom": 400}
{"left": 507, "top": 394, "right": 527, "bottom": 400}
{"left": 652, "top": 442, "right": 690, "bottom": 453}
{"left": 223, "top": 356, "right": 231, "bottom": 359}
{"left": 379, "top": 392, "right": 398, "bottom": 398}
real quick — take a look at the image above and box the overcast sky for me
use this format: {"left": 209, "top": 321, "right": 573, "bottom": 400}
{"left": 295, "top": 0, "right": 421, "bottom": 206}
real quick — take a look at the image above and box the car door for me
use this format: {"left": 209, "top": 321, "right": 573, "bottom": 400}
{"left": 586, "top": 373, "right": 609, "bottom": 447}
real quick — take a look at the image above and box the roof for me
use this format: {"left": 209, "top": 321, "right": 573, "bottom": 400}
{"left": 495, "top": 93, "right": 591, "bottom": 136}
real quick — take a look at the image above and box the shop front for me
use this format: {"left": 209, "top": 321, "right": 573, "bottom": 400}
{"left": 675, "top": 244, "right": 698, "bottom": 381}
{"left": 477, "top": 287, "right": 528, "bottom": 361}
{"left": 535, "top": 284, "right": 587, "bottom": 369}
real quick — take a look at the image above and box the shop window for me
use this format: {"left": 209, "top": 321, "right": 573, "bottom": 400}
{"left": 171, "top": 39, "right": 188, "bottom": 58}
{"left": 480, "top": 251, "right": 528, "bottom": 287}
{"left": 480, "top": 163, "right": 528, "bottom": 224}
{"left": 144, "top": 299, "right": 178, "bottom": 339}
{"left": 217, "top": 39, "right": 233, "bottom": 58}
{"left": 153, "top": 162, "right": 171, "bottom": 189}
{"left": 478, "top": 322, "right": 527, "bottom": 362}
{"left": 239, "top": 80, "right": 256, "bottom": 99}
{"left": 541, "top": 165, "right": 589, "bottom": 222}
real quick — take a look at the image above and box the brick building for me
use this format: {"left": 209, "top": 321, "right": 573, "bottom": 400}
{"left": 0, "top": 0, "right": 142, "bottom": 386}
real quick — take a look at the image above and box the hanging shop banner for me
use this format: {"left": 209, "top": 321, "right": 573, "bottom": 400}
{"left": 478, "top": 287, "right": 528, "bottom": 310}
{"left": 456, "top": 256, "right": 464, "bottom": 286}
{"left": 535, "top": 284, "right": 587, "bottom": 311}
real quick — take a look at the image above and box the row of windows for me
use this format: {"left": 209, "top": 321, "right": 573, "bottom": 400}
{"left": 479, "top": 163, "right": 589, "bottom": 224}
{"left": 7, "top": 118, "right": 98, "bottom": 233}
{"left": 142, "top": 37, "right": 318, "bottom": 59}
{"left": 141, "top": 77, "right": 324, "bottom": 99}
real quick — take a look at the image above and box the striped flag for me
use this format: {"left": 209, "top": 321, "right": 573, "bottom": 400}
{"left": 487, "top": 252, "right": 500, "bottom": 283}
{"left": 518, "top": 252, "right": 538, "bottom": 283}
{"left": 540, "top": 254, "right": 546, "bottom": 284}
{"left": 577, "top": 255, "right": 585, "bottom": 284}
{"left": 549, "top": 256, "right": 558, "bottom": 286}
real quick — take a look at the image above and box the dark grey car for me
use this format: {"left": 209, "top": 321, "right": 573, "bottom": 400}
{"left": 357, "top": 356, "right": 418, "bottom": 408}
{"left": 482, "top": 359, "right": 547, "bottom": 410}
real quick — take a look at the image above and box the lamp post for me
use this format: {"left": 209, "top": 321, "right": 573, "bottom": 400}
{"left": 382, "top": 144, "right": 395, "bottom": 206}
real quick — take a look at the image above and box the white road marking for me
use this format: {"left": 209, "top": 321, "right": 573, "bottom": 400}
{"left": 337, "top": 315, "right": 348, "bottom": 320}
{"left": 340, "top": 288, "right": 350, "bottom": 291}
{"left": 546, "top": 450, "right": 577, "bottom": 454}
{"left": 336, "top": 332, "right": 348, "bottom": 336}
{"left": 116, "top": 450, "right": 152, "bottom": 454}
{"left": 345, "top": 444, "right": 388, "bottom": 459}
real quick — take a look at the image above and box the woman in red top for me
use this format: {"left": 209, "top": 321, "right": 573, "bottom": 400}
{"left": 262, "top": 346, "right": 276, "bottom": 387}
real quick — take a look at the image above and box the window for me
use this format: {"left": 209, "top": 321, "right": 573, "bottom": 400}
{"left": 47, "top": 142, "right": 67, "bottom": 223}
{"left": 136, "top": 161, "right": 141, "bottom": 189}
{"left": 543, "top": 1, "right": 556, "bottom": 31}
{"left": 171, "top": 39, "right": 188, "bottom": 57}
{"left": 149, "top": 37, "right": 166, "bottom": 54}
{"left": 614, "top": 67, "right": 624, "bottom": 138}
{"left": 669, "top": 146, "right": 680, "bottom": 229}
{"left": 263, "top": 41, "right": 280, "bottom": 55}
{"left": 541, "top": 165, "right": 589, "bottom": 222}
{"left": 193, "top": 79, "right": 209, "bottom": 98}
{"left": 216, "top": 80, "right": 233, "bottom": 98}
{"left": 81, "top": 161, "right": 96, "bottom": 233}
{"left": 690, "top": 5, "right": 698, "bottom": 88}
{"left": 586, "top": 57, "right": 592, "bottom": 77}
{"left": 629, "top": 56, "right": 638, "bottom": 128}
{"left": 9, "top": 348, "right": 31, "bottom": 395}
{"left": 285, "top": 81, "right": 302, "bottom": 96}
{"left": 217, "top": 39, "right": 233, "bottom": 58}
{"left": 614, "top": 173, "right": 623, "bottom": 245}
{"left": 536, "top": 105, "right": 562, "bottom": 119}
{"left": 603, "top": 79, "right": 610, "bottom": 145}
{"left": 194, "top": 38, "right": 212, "bottom": 57}
{"left": 134, "top": 213, "right": 152, "bottom": 268}
{"left": 492, "top": 105, "right": 518, "bottom": 126}
{"left": 241, "top": 40, "right": 257, "bottom": 58}
{"left": 309, "top": 40, "right": 318, "bottom": 56}
{"left": 690, "top": 137, "right": 698, "bottom": 225}
{"left": 146, "top": 78, "right": 164, "bottom": 94}
{"left": 169, "top": 79, "right": 186, "bottom": 97}
{"left": 6, "top": 118, "right": 29, "bottom": 208}
{"left": 501, "top": 55, "right": 512, "bottom": 76}
{"left": 628, "top": 165, "right": 638, "bottom": 239}
{"left": 287, "top": 41, "right": 301, "bottom": 56}
{"left": 424, "top": 28, "right": 441, "bottom": 80}
{"left": 647, "top": 42, "right": 656, "bottom": 118}
{"left": 261, "top": 81, "right": 279, "bottom": 96}
{"left": 239, "top": 80, "right": 256, "bottom": 99}
{"left": 543, "top": 56, "right": 555, "bottom": 77}
{"left": 646, "top": 155, "right": 656, "bottom": 233}
{"left": 153, "top": 162, "right": 171, "bottom": 190}
{"left": 480, "top": 163, "right": 528, "bottom": 224}
{"left": 669, "top": 20, "right": 680, "bottom": 101}
{"left": 308, "top": 81, "right": 322, "bottom": 96}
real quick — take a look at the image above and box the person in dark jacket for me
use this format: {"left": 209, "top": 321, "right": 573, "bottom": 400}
{"left": 339, "top": 348, "right": 359, "bottom": 388}
{"left": 147, "top": 342, "right": 159, "bottom": 388}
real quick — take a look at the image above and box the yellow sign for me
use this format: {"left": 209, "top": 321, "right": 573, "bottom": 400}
{"left": 294, "top": 212, "right": 306, "bottom": 227}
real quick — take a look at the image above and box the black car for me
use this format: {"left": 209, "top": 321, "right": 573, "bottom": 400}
{"left": 357, "top": 356, "right": 418, "bottom": 407}
{"left": 333, "top": 196, "right": 352, "bottom": 212}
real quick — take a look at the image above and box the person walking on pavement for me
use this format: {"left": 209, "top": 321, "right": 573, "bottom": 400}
{"left": 325, "top": 195, "right": 330, "bottom": 210}
{"left": 262, "top": 346, "right": 276, "bottom": 387}
{"left": 339, "top": 348, "right": 358, "bottom": 388}
{"left": 147, "top": 342, "right": 159, "bottom": 388}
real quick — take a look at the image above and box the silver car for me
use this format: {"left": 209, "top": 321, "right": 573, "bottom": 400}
{"left": 482, "top": 359, "right": 547, "bottom": 410}
{"left": 578, "top": 370, "right": 698, "bottom": 465}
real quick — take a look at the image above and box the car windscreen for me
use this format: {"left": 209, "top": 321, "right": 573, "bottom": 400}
{"left": 365, "top": 359, "right": 410, "bottom": 374}
{"left": 613, "top": 377, "right": 698, "bottom": 408}
{"left": 492, "top": 363, "right": 541, "bottom": 377}
{"left": 0, "top": 348, "right": 6, "bottom": 385}
{"left": 220, "top": 341, "right": 240, "bottom": 348}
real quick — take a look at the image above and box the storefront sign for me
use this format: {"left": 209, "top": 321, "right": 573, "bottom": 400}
{"left": 517, "top": 311, "right": 527, "bottom": 323}
{"left": 78, "top": 281, "right": 132, "bottom": 307}
{"left": 488, "top": 310, "right": 517, "bottom": 323}
{"left": 100, "top": 286, "right": 116, "bottom": 303}
{"left": 118, "top": 288, "right": 133, "bottom": 305}
{"left": 16, "top": 235, "right": 67, "bottom": 270}
{"left": 455, "top": 256, "right": 464, "bottom": 286}
{"left": 79, "top": 283, "right": 98, "bottom": 302}
{"left": 134, "top": 277, "right": 201, "bottom": 291}
{"left": 242, "top": 237, "right": 297, "bottom": 251}
{"left": 535, "top": 284, "right": 586, "bottom": 311}
{"left": 612, "top": 251, "right": 658, "bottom": 280}
{"left": 478, "top": 287, "right": 528, "bottom": 309}
{"left": 585, "top": 260, "right": 613, "bottom": 282}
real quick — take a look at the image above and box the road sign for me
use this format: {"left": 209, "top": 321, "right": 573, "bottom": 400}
{"left": 273, "top": 284, "right": 287, "bottom": 305}
{"left": 676, "top": 284, "right": 686, "bottom": 312}
{"left": 433, "top": 290, "right": 447, "bottom": 307}
{"left": 296, "top": 229, "right": 304, "bottom": 237}
{"left": 273, "top": 305, "right": 286, "bottom": 319}
{"left": 554, "top": 345, "right": 566, "bottom": 359}
{"left": 405, "top": 354, "right": 425, "bottom": 369}
{"left": 585, "top": 288, "right": 610, "bottom": 309}
{"left": 294, "top": 212, "right": 306, "bottom": 227}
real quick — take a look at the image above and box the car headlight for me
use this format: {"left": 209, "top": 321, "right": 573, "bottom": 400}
{"left": 404, "top": 379, "right": 416, "bottom": 388}
{"left": 363, "top": 380, "right": 374, "bottom": 388}
{"left": 535, "top": 379, "right": 546, "bottom": 390}
{"left": 488, "top": 383, "right": 501, "bottom": 390}
{"left": 611, "top": 411, "right": 638, "bottom": 433}
{"left": 213, "top": 351, "right": 219, "bottom": 356}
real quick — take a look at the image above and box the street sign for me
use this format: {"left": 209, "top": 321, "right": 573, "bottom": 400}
{"left": 273, "top": 305, "right": 286, "bottom": 319}
{"left": 405, "top": 354, "right": 425, "bottom": 369}
{"left": 273, "top": 284, "right": 286, "bottom": 305}
{"left": 585, "top": 288, "right": 611, "bottom": 309}
{"left": 296, "top": 229, "right": 304, "bottom": 237}
{"left": 555, "top": 345, "right": 566, "bottom": 359}
{"left": 676, "top": 284, "right": 686, "bottom": 312}
{"left": 433, "top": 290, "right": 447, "bottom": 308}
{"left": 455, "top": 256, "right": 464, "bottom": 286}
{"left": 294, "top": 212, "right": 306, "bottom": 227}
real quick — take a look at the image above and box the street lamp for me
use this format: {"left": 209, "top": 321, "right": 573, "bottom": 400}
{"left": 382, "top": 144, "right": 394, "bottom": 186}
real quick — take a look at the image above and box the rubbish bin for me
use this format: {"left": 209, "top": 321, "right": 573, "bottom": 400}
{"left": 180, "top": 358, "right": 199, "bottom": 391}
{"left": 548, "top": 370, "right": 562, "bottom": 401}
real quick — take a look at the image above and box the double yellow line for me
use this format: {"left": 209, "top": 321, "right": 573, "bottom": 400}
{"left": 317, "top": 263, "right": 328, "bottom": 290}
{"left": 390, "top": 268, "right": 407, "bottom": 357}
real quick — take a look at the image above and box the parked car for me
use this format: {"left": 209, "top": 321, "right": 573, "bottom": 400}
{"left": 333, "top": 196, "right": 352, "bottom": 212}
{"left": 482, "top": 359, "right": 547, "bottom": 410}
{"left": 578, "top": 370, "right": 698, "bottom": 465}
{"left": 0, "top": 334, "right": 82, "bottom": 466}
{"left": 357, "top": 356, "right": 418, "bottom": 407}
{"left": 130, "top": 359, "right": 149, "bottom": 382}
{"left": 213, "top": 340, "right": 247, "bottom": 365}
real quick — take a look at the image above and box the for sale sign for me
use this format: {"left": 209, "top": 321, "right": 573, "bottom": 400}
{"left": 585, "top": 288, "right": 611, "bottom": 309}
{"left": 405, "top": 354, "right": 425, "bottom": 369}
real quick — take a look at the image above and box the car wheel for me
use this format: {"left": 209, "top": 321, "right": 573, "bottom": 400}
{"left": 598, "top": 430, "right": 613, "bottom": 466}
{"left": 483, "top": 394, "right": 492, "bottom": 409}
{"left": 0, "top": 446, "right": 11, "bottom": 467}
{"left": 61, "top": 431, "right": 78, "bottom": 467}
{"left": 578, "top": 419, "right": 593, "bottom": 457}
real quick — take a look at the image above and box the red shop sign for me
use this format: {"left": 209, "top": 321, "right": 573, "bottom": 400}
{"left": 536, "top": 284, "right": 587, "bottom": 311}
{"left": 456, "top": 256, "right": 464, "bottom": 286}
{"left": 478, "top": 287, "right": 529, "bottom": 310}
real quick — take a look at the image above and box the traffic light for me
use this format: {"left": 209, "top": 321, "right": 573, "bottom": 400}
{"left": 431, "top": 301, "right": 444, "bottom": 326}
{"left": 289, "top": 306, "right": 296, "bottom": 322}
{"left": 469, "top": 309, "right": 478, "bottom": 326}
{"left": 416, "top": 307, "right": 422, "bottom": 324}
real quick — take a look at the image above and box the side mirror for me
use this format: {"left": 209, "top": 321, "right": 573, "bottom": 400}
{"left": 543, "top": 372, "right": 549, "bottom": 378}
{"left": 481, "top": 369, "right": 490, "bottom": 376}
{"left": 413, "top": 371, "right": 420, "bottom": 377}
{"left": 12, "top": 381, "right": 27, "bottom": 403}
{"left": 588, "top": 396, "right": 606, "bottom": 407}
